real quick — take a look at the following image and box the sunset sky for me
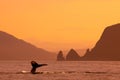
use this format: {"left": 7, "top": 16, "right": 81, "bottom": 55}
{"left": 0, "top": 0, "right": 120, "bottom": 52}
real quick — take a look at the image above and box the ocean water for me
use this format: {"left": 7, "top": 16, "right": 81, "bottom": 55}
{"left": 0, "top": 61, "right": 120, "bottom": 80}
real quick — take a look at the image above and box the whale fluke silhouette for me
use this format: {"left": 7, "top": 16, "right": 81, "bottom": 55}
{"left": 31, "top": 61, "right": 47, "bottom": 74}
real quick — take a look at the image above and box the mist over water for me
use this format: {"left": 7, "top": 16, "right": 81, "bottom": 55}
{"left": 0, "top": 61, "right": 120, "bottom": 80}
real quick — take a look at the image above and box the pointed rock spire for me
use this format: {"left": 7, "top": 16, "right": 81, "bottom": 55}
{"left": 57, "top": 50, "right": 65, "bottom": 61}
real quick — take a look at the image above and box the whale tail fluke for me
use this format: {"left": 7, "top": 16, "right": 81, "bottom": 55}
{"left": 31, "top": 61, "right": 48, "bottom": 74}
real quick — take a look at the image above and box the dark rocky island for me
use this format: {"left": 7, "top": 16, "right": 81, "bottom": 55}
{"left": 57, "top": 50, "right": 65, "bottom": 61}
{"left": 66, "top": 49, "right": 80, "bottom": 61}
{"left": 0, "top": 31, "right": 56, "bottom": 60}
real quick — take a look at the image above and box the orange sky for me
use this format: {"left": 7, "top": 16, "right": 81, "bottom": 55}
{"left": 0, "top": 0, "right": 120, "bottom": 52}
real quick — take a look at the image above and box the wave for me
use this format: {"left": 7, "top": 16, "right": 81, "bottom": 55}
{"left": 17, "top": 71, "right": 79, "bottom": 74}
{"left": 0, "top": 71, "right": 80, "bottom": 74}
{"left": 0, "top": 71, "right": 119, "bottom": 75}
{"left": 85, "top": 71, "right": 107, "bottom": 74}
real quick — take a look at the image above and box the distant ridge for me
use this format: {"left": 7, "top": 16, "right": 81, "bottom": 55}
{"left": 0, "top": 31, "right": 56, "bottom": 60}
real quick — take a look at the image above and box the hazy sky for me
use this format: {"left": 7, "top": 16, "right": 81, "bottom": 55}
{"left": 0, "top": 0, "right": 120, "bottom": 51}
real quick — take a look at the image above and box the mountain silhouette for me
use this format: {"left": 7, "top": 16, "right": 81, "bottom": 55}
{"left": 0, "top": 31, "right": 56, "bottom": 60}
{"left": 82, "top": 23, "right": 120, "bottom": 61}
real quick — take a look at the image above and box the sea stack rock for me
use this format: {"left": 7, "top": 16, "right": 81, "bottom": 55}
{"left": 66, "top": 49, "right": 80, "bottom": 61}
{"left": 82, "top": 23, "right": 120, "bottom": 61}
{"left": 57, "top": 50, "right": 65, "bottom": 61}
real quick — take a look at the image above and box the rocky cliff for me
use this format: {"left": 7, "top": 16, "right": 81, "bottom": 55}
{"left": 82, "top": 23, "right": 120, "bottom": 61}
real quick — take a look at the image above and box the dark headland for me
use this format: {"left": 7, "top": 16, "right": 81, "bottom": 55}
{"left": 82, "top": 23, "right": 120, "bottom": 61}
{"left": 57, "top": 23, "right": 120, "bottom": 61}
{"left": 0, "top": 31, "right": 56, "bottom": 60}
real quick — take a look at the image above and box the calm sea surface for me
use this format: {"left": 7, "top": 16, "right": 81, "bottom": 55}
{"left": 0, "top": 61, "right": 120, "bottom": 80}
